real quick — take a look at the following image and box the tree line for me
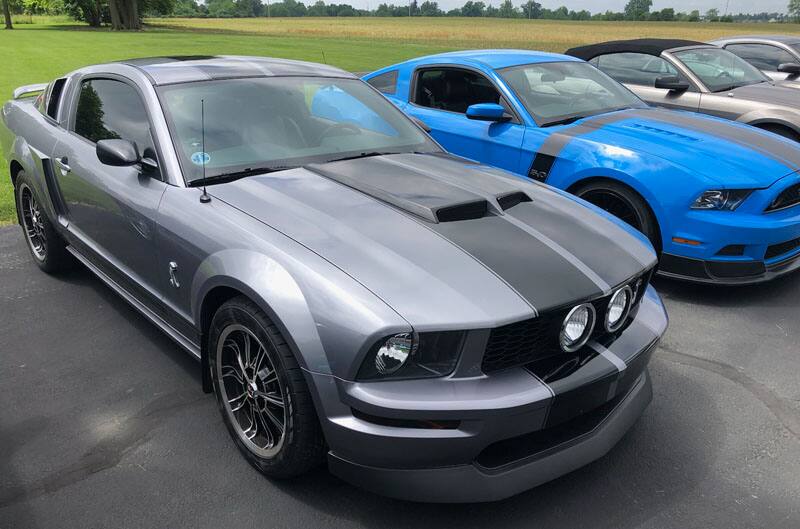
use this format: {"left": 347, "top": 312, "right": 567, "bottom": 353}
{"left": 3, "top": 0, "right": 797, "bottom": 30}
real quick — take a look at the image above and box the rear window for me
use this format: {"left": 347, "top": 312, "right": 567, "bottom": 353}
{"left": 367, "top": 70, "right": 398, "bottom": 95}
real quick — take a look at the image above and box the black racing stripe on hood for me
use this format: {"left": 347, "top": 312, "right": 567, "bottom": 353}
{"left": 528, "top": 112, "right": 641, "bottom": 180}
{"left": 625, "top": 108, "right": 800, "bottom": 173}
{"left": 505, "top": 198, "right": 655, "bottom": 284}
{"left": 429, "top": 215, "right": 605, "bottom": 312}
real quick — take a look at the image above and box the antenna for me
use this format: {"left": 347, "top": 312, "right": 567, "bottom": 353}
{"left": 199, "top": 98, "right": 211, "bottom": 204}
{"left": 321, "top": 50, "right": 327, "bottom": 65}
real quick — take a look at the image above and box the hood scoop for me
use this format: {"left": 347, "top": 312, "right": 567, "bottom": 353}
{"left": 306, "top": 156, "right": 496, "bottom": 223}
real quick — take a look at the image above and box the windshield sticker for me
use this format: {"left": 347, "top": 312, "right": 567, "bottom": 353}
{"left": 191, "top": 152, "right": 210, "bottom": 166}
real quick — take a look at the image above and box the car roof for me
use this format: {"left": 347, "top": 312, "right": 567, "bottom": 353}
{"left": 566, "top": 38, "right": 710, "bottom": 61}
{"left": 713, "top": 35, "right": 800, "bottom": 45}
{"left": 398, "top": 49, "right": 582, "bottom": 70}
{"left": 115, "top": 55, "right": 356, "bottom": 86}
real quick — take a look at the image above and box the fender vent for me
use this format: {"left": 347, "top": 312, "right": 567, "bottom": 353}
{"left": 497, "top": 191, "right": 531, "bottom": 211}
{"left": 435, "top": 200, "right": 489, "bottom": 222}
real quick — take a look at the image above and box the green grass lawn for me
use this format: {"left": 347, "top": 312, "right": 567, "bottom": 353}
{"left": 0, "top": 21, "right": 455, "bottom": 225}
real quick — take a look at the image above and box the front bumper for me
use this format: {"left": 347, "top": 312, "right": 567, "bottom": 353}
{"left": 660, "top": 199, "right": 800, "bottom": 284}
{"left": 307, "top": 287, "right": 667, "bottom": 503}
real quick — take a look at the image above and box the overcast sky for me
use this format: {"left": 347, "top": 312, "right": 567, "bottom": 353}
{"left": 355, "top": 0, "right": 788, "bottom": 14}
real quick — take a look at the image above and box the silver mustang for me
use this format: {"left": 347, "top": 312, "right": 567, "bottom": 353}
{"left": 1, "top": 56, "right": 666, "bottom": 502}
{"left": 711, "top": 35, "right": 800, "bottom": 84}
{"left": 567, "top": 39, "right": 800, "bottom": 141}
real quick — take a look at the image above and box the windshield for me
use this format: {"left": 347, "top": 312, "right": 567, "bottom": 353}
{"left": 158, "top": 77, "right": 439, "bottom": 183}
{"left": 672, "top": 48, "right": 769, "bottom": 92}
{"left": 498, "top": 61, "right": 645, "bottom": 127}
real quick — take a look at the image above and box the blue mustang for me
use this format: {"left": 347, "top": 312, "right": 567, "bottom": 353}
{"left": 362, "top": 50, "right": 800, "bottom": 284}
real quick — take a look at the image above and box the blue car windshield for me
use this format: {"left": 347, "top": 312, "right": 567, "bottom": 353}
{"left": 672, "top": 48, "right": 769, "bottom": 92}
{"left": 157, "top": 77, "right": 439, "bottom": 183}
{"left": 498, "top": 61, "right": 645, "bottom": 127}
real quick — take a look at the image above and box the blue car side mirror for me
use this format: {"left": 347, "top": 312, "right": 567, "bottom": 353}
{"left": 466, "top": 103, "right": 511, "bottom": 122}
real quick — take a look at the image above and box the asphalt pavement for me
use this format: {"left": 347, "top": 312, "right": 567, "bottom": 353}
{"left": 1, "top": 224, "right": 799, "bottom": 529}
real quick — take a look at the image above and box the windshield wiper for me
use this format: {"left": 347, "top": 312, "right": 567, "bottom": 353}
{"left": 542, "top": 115, "right": 586, "bottom": 127}
{"left": 187, "top": 165, "right": 295, "bottom": 186}
{"left": 322, "top": 151, "right": 407, "bottom": 164}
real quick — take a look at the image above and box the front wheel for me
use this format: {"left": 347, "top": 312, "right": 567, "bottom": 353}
{"left": 15, "top": 171, "right": 71, "bottom": 273}
{"left": 209, "top": 296, "right": 325, "bottom": 478}
{"left": 573, "top": 180, "right": 661, "bottom": 252}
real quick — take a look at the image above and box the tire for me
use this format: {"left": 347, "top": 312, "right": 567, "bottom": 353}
{"left": 757, "top": 124, "right": 800, "bottom": 143}
{"left": 209, "top": 296, "right": 325, "bottom": 478}
{"left": 573, "top": 180, "right": 661, "bottom": 252}
{"left": 14, "top": 171, "right": 71, "bottom": 273}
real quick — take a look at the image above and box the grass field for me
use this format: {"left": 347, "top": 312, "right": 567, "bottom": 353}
{"left": 2, "top": 16, "right": 800, "bottom": 224}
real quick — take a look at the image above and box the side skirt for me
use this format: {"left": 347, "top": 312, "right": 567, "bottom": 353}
{"left": 66, "top": 245, "right": 202, "bottom": 361}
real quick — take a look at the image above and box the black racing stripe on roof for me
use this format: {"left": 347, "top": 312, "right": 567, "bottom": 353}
{"left": 566, "top": 38, "right": 709, "bottom": 61}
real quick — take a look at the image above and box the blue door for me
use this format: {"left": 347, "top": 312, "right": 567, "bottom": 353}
{"left": 403, "top": 67, "right": 526, "bottom": 173}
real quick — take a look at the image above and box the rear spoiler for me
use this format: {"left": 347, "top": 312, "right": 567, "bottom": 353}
{"left": 13, "top": 83, "right": 48, "bottom": 100}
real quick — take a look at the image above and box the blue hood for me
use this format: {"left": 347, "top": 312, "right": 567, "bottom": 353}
{"left": 566, "top": 108, "right": 800, "bottom": 188}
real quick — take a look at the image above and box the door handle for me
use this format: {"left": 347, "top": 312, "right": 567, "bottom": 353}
{"left": 55, "top": 156, "right": 70, "bottom": 174}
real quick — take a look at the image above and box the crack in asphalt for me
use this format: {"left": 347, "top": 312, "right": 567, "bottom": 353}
{"left": 0, "top": 392, "right": 207, "bottom": 509}
{"left": 657, "top": 343, "right": 800, "bottom": 441}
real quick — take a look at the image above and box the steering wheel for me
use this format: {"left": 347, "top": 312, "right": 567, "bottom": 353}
{"left": 715, "top": 70, "right": 734, "bottom": 81}
{"left": 316, "top": 122, "right": 361, "bottom": 144}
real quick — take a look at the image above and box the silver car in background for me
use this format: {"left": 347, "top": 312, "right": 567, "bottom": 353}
{"left": 711, "top": 35, "right": 800, "bottom": 84}
{"left": 566, "top": 39, "right": 800, "bottom": 141}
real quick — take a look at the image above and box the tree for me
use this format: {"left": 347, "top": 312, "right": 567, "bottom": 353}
{"left": 64, "top": 0, "right": 105, "bottom": 26}
{"left": 418, "top": 0, "right": 441, "bottom": 16}
{"left": 659, "top": 7, "right": 674, "bottom": 20}
{"left": 790, "top": 0, "right": 800, "bottom": 22}
{"left": 460, "top": 0, "right": 484, "bottom": 16}
{"left": 2, "top": 0, "right": 12, "bottom": 28}
{"left": 497, "top": 0, "right": 516, "bottom": 18}
{"left": 520, "top": 0, "right": 539, "bottom": 18}
{"left": 687, "top": 9, "right": 699, "bottom": 21}
{"left": 623, "top": 0, "right": 651, "bottom": 20}
{"left": 705, "top": 7, "right": 718, "bottom": 21}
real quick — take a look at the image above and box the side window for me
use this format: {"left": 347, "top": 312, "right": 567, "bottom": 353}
{"left": 725, "top": 43, "right": 795, "bottom": 71}
{"left": 36, "top": 78, "right": 66, "bottom": 121}
{"left": 73, "top": 78, "right": 156, "bottom": 160}
{"left": 413, "top": 68, "right": 503, "bottom": 114}
{"left": 595, "top": 53, "right": 687, "bottom": 88}
{"left": 367, "top": 70, "right": 398, "bottom": 95}
{"left": 310, "top": 84, "right": 398, "bottom": 136}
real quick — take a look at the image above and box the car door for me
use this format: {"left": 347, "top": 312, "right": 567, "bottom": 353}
{"left": 53, "top": 76, "right": 168, "bottom": 307}
{"left": 403, "top": 67, "right": 525, "bottom": 173}
{"left": 723, "top": 42, "right": 799, "bottom": 82}
{"left": 591, "top": 52, "right": 700, "bottom": 112}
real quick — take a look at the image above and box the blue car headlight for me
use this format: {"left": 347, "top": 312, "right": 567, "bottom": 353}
{"left": 691, "top": 189, "right": 752, "bottom": 211}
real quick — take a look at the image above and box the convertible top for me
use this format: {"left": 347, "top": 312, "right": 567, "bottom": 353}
{"left": 566, "top": 39, "right": 709, "bottom": 61}
{"left": 116, "top": 55, "right": 357, "bottom": 86}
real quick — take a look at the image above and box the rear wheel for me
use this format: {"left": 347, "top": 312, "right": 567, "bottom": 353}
{"left": 209, "top": 296, "right": 325, "bottom": 478}
{"left": 15, "top": 171, "right": 71, "bottom": 273}
{"left": 573, "top": 180, "right": 660, "bottom": 251}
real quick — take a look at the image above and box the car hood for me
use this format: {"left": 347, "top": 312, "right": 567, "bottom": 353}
{"left": 564, "top": 107, "right": 800, "bottom": 187}
{"left": 209, "top": 153, "right": 655, "bottom": 327}
{"left": 729, "top": 81, "right": 800, "bottom": 107}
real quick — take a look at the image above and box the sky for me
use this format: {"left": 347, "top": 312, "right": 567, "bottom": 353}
{"left": 354, "top": 0, "right": 789, "bottom": 14}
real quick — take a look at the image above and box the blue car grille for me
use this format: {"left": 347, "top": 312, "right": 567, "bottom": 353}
{"left": 766, "top": 183, "right": 800, "bottom": 212}
{"left": 765, "top": 237, "right": 800, "bottom": 261}
{"left": 481, "top": 270, "right": 652, "bottom": 374}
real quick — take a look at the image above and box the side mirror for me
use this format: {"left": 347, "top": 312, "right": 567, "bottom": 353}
{"left": 778, "top": 62, "right": 800, "bottom": 75}
{"left": 655, "top": 76, "right": 690, "bottom": 92}
{"left": 97, "top": 139, "right": 140, "bottom": 167}
{"left": 466, "top": 103, "right": 511, "bottom": 122}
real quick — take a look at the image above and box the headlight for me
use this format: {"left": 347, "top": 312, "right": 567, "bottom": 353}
{"left": 357, "top": 331, "right": 465, "bottom": 381}
{"left": 691, "top": 189, "right": 752, "bottom": 211}
{"left": 559, "top": 303, "right": 596, "bottom": 352}
{"left": 374, "top": 333, "right": 414, "bottom": 375}
{"left": 605, "top": 285, "right": 632, "bottom": 332}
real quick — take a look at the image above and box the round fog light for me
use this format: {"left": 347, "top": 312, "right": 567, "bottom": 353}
{"left": 375, "top": 333, "right": 415, "bottom": 375}
{"left": 605, "top": 285, "right": 633, "bottom": 332}
{"left": 559, "top": 304, "right": 595, "bottom": 352}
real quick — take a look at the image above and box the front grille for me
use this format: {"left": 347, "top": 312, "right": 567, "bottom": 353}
{"left": 766, "top": 183, "right": 800, "bottom": 212}
{"left": 481, "top": 270, "right": 651, "bottom": 374}
{"left": 765, "top": 237, "right": 800, "bottom": 260}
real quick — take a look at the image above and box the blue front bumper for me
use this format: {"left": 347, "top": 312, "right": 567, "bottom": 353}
{"left": 659, "top": 177, "right": 800, "bottom": 284}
